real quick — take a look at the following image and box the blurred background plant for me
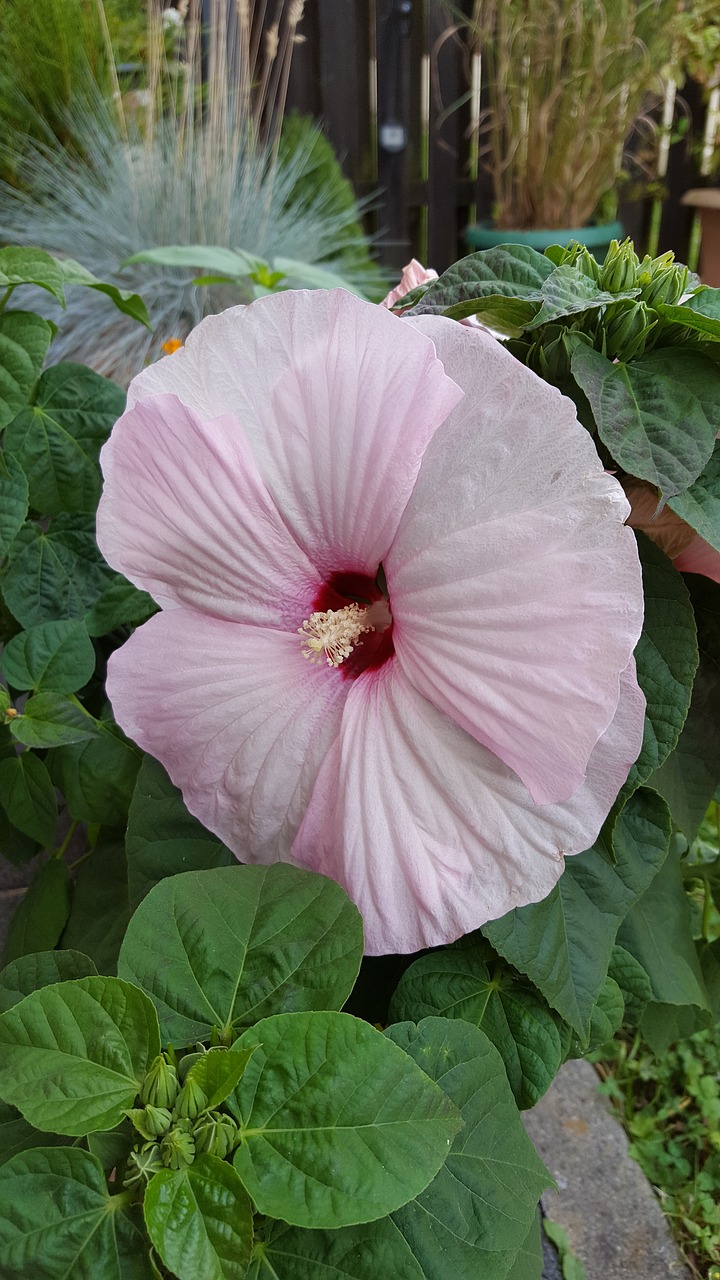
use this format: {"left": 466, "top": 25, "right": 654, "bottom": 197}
{"left": 465, "top": 0, "right": 685, "bottom": 232}
{"left": 0, "top": 0, "right": 384, "bottom": 384}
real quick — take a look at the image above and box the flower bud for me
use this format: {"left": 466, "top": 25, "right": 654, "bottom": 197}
{"left": 638, "top": 257, "right": 689, "bottom": 307}
{"left": 558, "top": 241, "right": 601, "bottom": 282}
{"left": 599, "top": 239, "right": 639, "bottom": 293}
{"left": 124, "top": 1142, "right": 164, "bottom": 1188}
{"left": 140, "top": 1054, "right": 179, "bottom": 1110}
{"left": 127, "top": 1105, "right": 173, "bottom": 1141}
{"left": 173, "top": 1077, "right": 208, "bottom": 1122}
{"left": 603, "top": 300, "right": 657, "bottom": 362}
{"left": 160, "top": 1121, "right": 196, "bottom": 1170}
{"left": 193, "top": 1110, "right": 240, "bottom": 1159}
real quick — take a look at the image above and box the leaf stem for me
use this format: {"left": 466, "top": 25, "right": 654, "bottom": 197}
{"left": 53, "top": 819, "right": 78, "bottom": 861}
{"left": 0, "top": 285, "right": 14, "bottom": 311}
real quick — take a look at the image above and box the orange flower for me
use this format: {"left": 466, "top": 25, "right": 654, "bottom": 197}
{"left": 162, "top": 338, "right": 183, "bottom": 355}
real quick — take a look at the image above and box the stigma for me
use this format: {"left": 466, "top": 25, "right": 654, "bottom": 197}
{"left": 299, "top": 603, "right": 374, "bottom": 667}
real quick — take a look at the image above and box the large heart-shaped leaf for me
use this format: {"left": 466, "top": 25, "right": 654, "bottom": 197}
{"left": 0, "top": 948, "right": 97, "bottom": 1013}
{"left": 0, "top": 976, "right": 161, "bottom": 1134}
{"left": 668, "top": 440, "right": 720, "bottom": 553}
{"left": 144, "top": 1155, "right": 253, "bottom": 1280}
{"left": 387, "top": 1018, "right": 550, "bottom": 1278}
{"left": 2, "top": 619, "right": 96, "bottom": 693}
{"left": 615, "top": 535, "right": 697, "bottom": 808}
{"left": 651, "top": 575, "right": 720, "bottom": 840}
{"left": 125, "top": 756, "right": 233, "bottom": 908}
{"left": 571, "top": 344, "right": 720, "bottom": 500}
{"left": 2, "top": 515, "right": 112, "bottom": 628}
{"left": 0, "top": 1147, "right": 154, "bottom": 1279}
{"left": 389, "top": 951, "right": 562, "bottom": 1109}
{"left": 118, "top": 863, "right": 364, "bottom": 1046}
{"left": 4, "top": 363, "right": 125, "bottom": 515}
{"left": 0, "top": 1101, "right": 68, "bottom": 1168}
{"left": 230, "top": 1011, "right": 462, "bottom": 1228}
{"left": 247, "top": 1218, "right": 425, "bottom": 1280}
{"left": 0, "top": 310, "right": 53, "bottom": 430}
{"left": 52, "top": 725, "right": 142, "bottom": 828}
{"left": 482, "top": 789, "right": 671, "bottom": 1037}
{"left": 0, "top": 452, "right": 28, "bottom": 559}
{"left": 0, "top": 859, "right": 70, "bottom": 967}
{"left": 525, "top": 266, "right": 636, "bottom": 328}
{"left": 411, "top": 245, "right": 553, "bottom": 315}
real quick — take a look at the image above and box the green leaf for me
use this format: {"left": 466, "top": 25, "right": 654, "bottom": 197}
{"left": 1, "top": 860, "right": 71, "bottom": 967}
{"left": 2, "top": 619, "right": 96, "bottom": 693}
{"left": 386, "top": 1018, "right": 550, "bottom": 1278}
{"left": 614, "top": 535, "right": 697, "bottom": 807}
{"left": 0, "top": 1147, "right": 155, "bottom": 1279}
{"left": 124, "top": 244, "right": 266, "bottom": 276}
{"left": 608, "top": 944, "right": 653, "bottom": 1024}
{"left": 0, "top": 310, "right": 53, "bottom": 430}
{"left": 441, "top": 294, "right": 540, "bottom": 335}
{"left": 230, "top": 1010, "right": 461, "bottom": 1229}
{"left": 617, "top": 848, "right": 711, "bottom": 1034}
{"left": 389, "top": 949, "right": 562, "bottom": 1109}
{"left": 0, "top": 751, "right": 57, "bottom": 846}
{"left": 118, "top": 863, "right": 364, "bottom": 1046}
{"left": 411, "top": 245, "right": 553, "bottom": 315}
{"left": 657, "top": 301, "right": 720, "bottom": 340}
{"left": 682, "top": 286, "right": 720, "bottom": 320}
{"left": 571, "top": 345, "right": 720, "bottom": 500}
{"left": 9, "top": 692, "right": 99, "bottom": 747}
{"left": 482, "top": 790, "right": 671, "bottom": 1037}
{"left": 2, "top": 514, "right": 112, "bottom": 628}
{"left": 0, "top": 948, "right": 97, "bottom": 1012}
{"left": 144, "top": 1155, "right": 253, "bottom": 1280}
{"left": 526, "top": 266, "right": 636, "bottom": 329}
{"left": 0, "top": 1100, "right": 69, "bottom": 1167}
{"left": 0, "top": 976, "right": 161, "bottom": 1134}
{"left": 52, "top": 722, "right": 142, "bottom": 827}
{"left": 668, "top": 440, "right": 720, "bottom": 553}
{"left": 0, "top": 452, "right": 28, "bottom": 558}
{"left": 565, "top": 975, "right": 624, "bottom": 1057}
{"left": 84, "top": 574, "right": 157, "bottom": 636}
{"left": 506, "top": 1214, "right": 544, "bottom": 1280}
{"left": 183, "top": 1047, "right": 255, "bottom": 1109}
{"left": 87, "top": 1123, "right": 134, "bottom": 1173}
{"left": 125, "top": 756, "right": 233, "bottom": 907}
{"left": 4, "top": 363, "right": 125, "bottom": 516}
{"left": 0, "top": 247, "right": 65, "bottom": 303}
{"left": 247, "top": 1218, "right": 425, "bottom": 1280}
{"left": 651, "top": 575, "right": 720, "bottom": 840}
{"left": 60, "top": 838, "right": 132, "bottom": 974}
{"left": 59, "top": 257, "right": 151, "bottom": 329}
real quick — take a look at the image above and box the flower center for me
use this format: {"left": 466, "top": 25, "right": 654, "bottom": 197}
{"left": 298, "top": 598, "right": 392, "bottom": 668}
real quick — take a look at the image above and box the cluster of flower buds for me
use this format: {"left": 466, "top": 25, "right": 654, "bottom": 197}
{"left": 603, "top": 299, "right": 658, "bottom": 362}
{"left": 125, "top": 1048, "right": 242, "bottom": 1185}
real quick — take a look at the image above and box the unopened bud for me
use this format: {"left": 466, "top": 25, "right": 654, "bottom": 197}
{"left": 160, "top": 1121, "right": 196, "bottom": 1170}
{"left": 193, "top": 1110, "right": 240, "bottom": 1159}
{"left": 124, "top": 1142, "right": 164, "bottom": 1188}
{"left": 127, "top": 1105, "right": 173, "bottom": 1141}
{"left": 173, "top": 1077, "right": 208, "bottom": 1122}
{"left": 141, "top": 1055, "right": 179, "bottom": 1110}
{"left": 599, "top": 239, "right": 639, "bottom": 293}
{"left": 559, "top": 241, "right": 601, "bottom": 282}
{"left": 638, "top": 257, "right": 689, "bottom": 307}
{"left": 603, "top": 300, "right": 657, "bottom": 361}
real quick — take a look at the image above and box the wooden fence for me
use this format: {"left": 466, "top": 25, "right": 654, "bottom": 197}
{"left": 282, "top": 0, "right": 713, "bottom": 275}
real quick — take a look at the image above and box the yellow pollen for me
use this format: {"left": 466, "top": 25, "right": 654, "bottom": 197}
{"left": 299, "top": 603, "right": 374, "bottom": 668}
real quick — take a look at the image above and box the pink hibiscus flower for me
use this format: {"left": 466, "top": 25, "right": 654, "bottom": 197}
{"left": 380, "top": 259, "right": 438, "bottom": 311}
{"left": 96, "top": 289, "right": 645, "bottom": 954}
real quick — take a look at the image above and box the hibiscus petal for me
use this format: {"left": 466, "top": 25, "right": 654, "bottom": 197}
{"left": 97, "top": 393, "right": 320, "bottom": 628}
{"left": 292, "top": 660, "right": 645, "bottom": 955}
{"left": 674, "top": 534, "right": 720, "bottom": 583}
{"left": 105, "top": 609, "right": 348, "bottom": 859}
{"left": 387, "top": 318, "right": 644, "bottom": 805}
{"left": 125, "top": 291, "right": 463, "bottom": 577}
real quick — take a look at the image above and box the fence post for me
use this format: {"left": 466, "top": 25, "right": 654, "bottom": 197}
{"left": 376, "top": 0, "right": 414, "bottom": 270}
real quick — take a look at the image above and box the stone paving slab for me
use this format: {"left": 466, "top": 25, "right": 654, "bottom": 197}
{"left": 525, "top": 1058, "right": 690, "bottom": 1280}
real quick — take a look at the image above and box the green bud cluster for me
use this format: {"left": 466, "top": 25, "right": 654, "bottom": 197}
{"left": 636, "top": 252, "right": 689, "bottom": 307}
{"left": 140, "top": 1054, "right": 179, "bottom": 1110}
{"left": 599, "top": 239, "right": 639, "bottom": 294}
{"left": 194, "top": 1110, "right": 240, "bottom": 1159}
{"left": 603, "top": 300, "right": 658, "bottom": 362}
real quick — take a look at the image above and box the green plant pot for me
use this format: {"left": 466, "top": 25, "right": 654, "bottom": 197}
{"left": 465, "top": 221, "right": 624, "bottom": 259}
